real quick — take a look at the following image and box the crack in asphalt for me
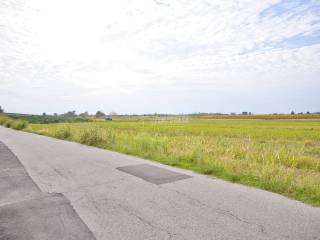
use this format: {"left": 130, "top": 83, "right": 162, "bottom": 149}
{"left": 52, "top": 167, "right": 69, "bottom": 180}
{"left": 0, "top": 193, "right": 56, "bottom": 208}
{"left": 162, "top": 187, "right": 268, "bottom": 235}
{"left": 85, "top": 195, "right": 180, "bottom": 240}
{"left": 128, "top": 210, "right": 177, "bottom": 240}
{"left": 58, "top": 177, "right": 128, "bottom": 194}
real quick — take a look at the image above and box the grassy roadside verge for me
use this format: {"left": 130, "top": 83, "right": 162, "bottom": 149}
{"left": 0, "top": 115, "right": 29, "bottom": 130}
{"left": 1, "top": 115, "right": 319, "bottom": 206}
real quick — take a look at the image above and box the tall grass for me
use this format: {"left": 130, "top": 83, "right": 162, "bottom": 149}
{"left": 25, "top": 119, "right": 320, "bottom": 206}
{"left": 53, "top": 126, "right": 72, "bottom": 140}
{"left": 79, "top": 128, "right": 105, "bottom": 146}
{"left": 0, "top": 115, "right": 28, "bottom": 130}
{"left": 11, "top": 120, "right": 28, "bottom": 130}
{"left": 0, "top": 115, "right": 10, "bottom": 125}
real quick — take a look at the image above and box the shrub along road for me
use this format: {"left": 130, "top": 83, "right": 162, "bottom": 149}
{"left": 0, "top": 126, "right": 319, "bottom": 240}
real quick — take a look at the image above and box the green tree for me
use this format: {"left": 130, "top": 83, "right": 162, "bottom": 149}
{"left": 95, "top": 111, "right": 105, "bottom": 118}
{"left": 62, "top": 110, "right": 77, "bottom": 117}
{"left": 79, "top": 111, "right": 89, "bottom": 117}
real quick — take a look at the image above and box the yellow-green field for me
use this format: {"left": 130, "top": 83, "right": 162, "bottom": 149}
{"left": 1, "top": 115, "right": 320, "bottom": 206}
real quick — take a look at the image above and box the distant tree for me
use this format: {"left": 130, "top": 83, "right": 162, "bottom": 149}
{"left": 62, "top": 110, "right": 77, "bottom": 117}
{"left": 42, "top": 112, "right": 46, "bottom": 116}
{"left": 95, "top": 111, "right": 105, "bottom": 118}
{"left": 306, "top": 111, "right": 310, "bottom": 114}
{"left": 53, "top": 113, "right": 58, "bottom": 116}
{"left": 291, "top": 110, "right": 295, "bottom": 115}
{"left": 79, "top": 111, "right": 89, "bottom": 117}
{"left": 0, "top": 105, "right": 3, "bottom": 113}
{"left": 242, "top": 112, "right": 248, "bottom": 115}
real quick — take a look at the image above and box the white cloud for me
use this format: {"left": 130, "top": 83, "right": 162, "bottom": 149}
{"left": 0, "top": 0, "right": 319, "bottom": 114}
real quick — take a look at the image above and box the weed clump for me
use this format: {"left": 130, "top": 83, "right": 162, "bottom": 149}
{"left": 79, "top": 128, "right": 105, "bottom": 146}
{"left": 4, "top": 119, "right": 14, "bottom": 128}
{"left": 0, "top": 115, "right": 10, "bottom": 125}
{"left": 0, "top": 116, "right": 28, "bottom": 130}
{"left": 53, "top": 126, "right": 72, "bottom": 140}
{"left": 11, "top": 120, "right": 28, "bottom": 130}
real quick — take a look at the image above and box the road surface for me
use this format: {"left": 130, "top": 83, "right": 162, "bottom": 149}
{"left": 0, "top": 126, "right": 319, "bottom": 240}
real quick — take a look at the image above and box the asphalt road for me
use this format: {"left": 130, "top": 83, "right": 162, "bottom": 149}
{"left": 0, "top": 126, "right": 319, "bottom": 240}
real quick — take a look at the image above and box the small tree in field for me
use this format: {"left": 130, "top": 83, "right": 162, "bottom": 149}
{"left": 291, "top": 110, "right": 295, "bottom": 115}
{"left": 95, "top": 111, "right": 106, "bottom": 118}
{"left": 0, "top": 106, "right": 3, "bottom": 113}
{"left": 79, "top": 111, "right": 89, "bottom": 117}
{"left": 62, "top": 110, "right": 77, "bottom": 117}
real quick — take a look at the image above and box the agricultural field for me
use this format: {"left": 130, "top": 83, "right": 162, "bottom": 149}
{"left": 1, "top": 114, "right": 320, "bottom": 206}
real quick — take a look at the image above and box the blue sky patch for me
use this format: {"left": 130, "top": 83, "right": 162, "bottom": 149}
{"left": 259, "top": 0, "right": 314, "bottom": 18}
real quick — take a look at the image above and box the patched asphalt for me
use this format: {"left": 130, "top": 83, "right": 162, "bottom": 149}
{"left": 117, "top": 163, "right": 192, "bottom": 184}
{"left": 0, "top": 141, "right": 95, "bottom": 240}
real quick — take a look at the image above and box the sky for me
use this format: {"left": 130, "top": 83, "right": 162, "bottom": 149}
{"left": 0, "top": 0, "right": 319, "bottom": 115}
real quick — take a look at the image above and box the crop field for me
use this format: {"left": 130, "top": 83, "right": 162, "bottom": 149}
{"left": 1, "top": 115, "right": 320, "bottom": 205}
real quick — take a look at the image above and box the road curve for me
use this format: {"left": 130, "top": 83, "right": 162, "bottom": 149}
{"left": 0, "top": 126, "right": 319, "bottom": 240}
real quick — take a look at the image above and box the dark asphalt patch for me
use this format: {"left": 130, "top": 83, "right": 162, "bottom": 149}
{"left": 0, "top": 142, "right": 41, "bottom": 206}
{"left": 0, "top": 141, "right": 96, "bottom": 240}
{"left": 0, "top": 194, "right": 95, "bottom": 240}
{"left": 117, "top": 164, "right": 191, "bottom": 185}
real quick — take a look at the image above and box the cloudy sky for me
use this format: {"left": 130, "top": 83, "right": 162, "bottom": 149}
{"left": 0, "top": 0, "right": 319, "bottom": 114}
